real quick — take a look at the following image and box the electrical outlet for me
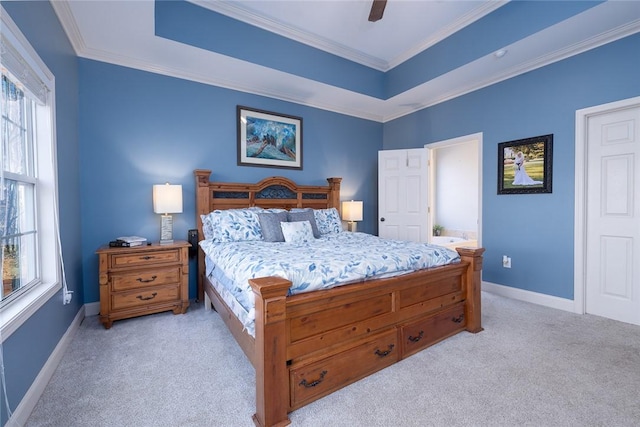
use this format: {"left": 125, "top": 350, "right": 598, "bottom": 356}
{"left": 63, "top": 290, "right": 73, "bottom": 305}
{"left": 502, "top": 255, "right": 511, "bottom": 268}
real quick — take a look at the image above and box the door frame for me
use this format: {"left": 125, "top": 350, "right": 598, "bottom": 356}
{"left": 574, "top": 95, "right": 640, "bottom": 314}
{"left": 424, "top": 132, "right": 483, "bottom": 247}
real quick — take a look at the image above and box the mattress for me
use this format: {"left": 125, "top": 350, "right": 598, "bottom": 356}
{"left": 200, "top": 232, "right": 460, "bottom": 337}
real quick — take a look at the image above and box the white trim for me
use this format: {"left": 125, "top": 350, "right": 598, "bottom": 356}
{"left": 573, "top": 95, "right": 640, "bottom": 316}
{"left": 49, "top": 0, "right": 86, "bottom": 55}
{"left": 84, "top": 301, "right": 100, "bottom": 317}
{"left": 482, "top": 281, "right": 576, "bottom": 313}
{"left": 7, "top": 305, "right": 84, "bottom": 426}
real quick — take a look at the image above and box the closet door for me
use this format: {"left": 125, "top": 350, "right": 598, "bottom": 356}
{"left": 378, "top": 149, "right": 429, "bottom": 241}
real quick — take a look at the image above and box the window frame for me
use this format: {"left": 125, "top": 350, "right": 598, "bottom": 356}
{"left": 2, "top": 78, "right": 40, "bottom": 306}
{"left": 0, "top": 6, "right": 61, "bottom": 341}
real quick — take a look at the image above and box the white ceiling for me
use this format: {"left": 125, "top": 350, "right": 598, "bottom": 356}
{"left": 52, "top": 0, "right": 640, "bottom": 122}
{"left": 194, "top": 0, "right": 506, "bottom": 70}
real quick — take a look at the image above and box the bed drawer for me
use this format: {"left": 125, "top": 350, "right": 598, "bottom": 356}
{"left": 401, "top": 302, "right": 466, "bottom": 358}
{"left": 111, "top": 267, "right": 181, "bottom": 291}
{"left": 289, "top": 329, "right": 398, "bottom": 408}
{"left": 111, "top": 285, "right": 180, "bottom": 311}
{"left": 110, "top": 248, "right": 181, "bottom": 269}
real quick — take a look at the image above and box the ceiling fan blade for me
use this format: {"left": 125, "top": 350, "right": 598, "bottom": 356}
{"left": 368, "top": 0, "right": 387, "bottom": 22}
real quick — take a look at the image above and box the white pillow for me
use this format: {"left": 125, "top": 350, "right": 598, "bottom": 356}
{"left": 280, "top": 220, "right": 314, "bottom": 244}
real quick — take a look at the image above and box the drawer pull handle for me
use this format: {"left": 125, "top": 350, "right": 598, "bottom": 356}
{"left": 136, "top": 292, "right": 157, "bottom": 301}
{"left": 136, "top": 275, "right": 157, "bottom": 283}
{"left": 374, "top": 344, "right": 395, "bottom": 357}
{"left": 141, "top": 256, "right": 155, "bottom": 260}
{"left": 408, "top": 331, "right": 424, "bottom": 343}
{"left": 452, "top": 314, "right": 465, "bottom": 323}
{"left": 299, "top": 370, "right": 327, "bottom": 388}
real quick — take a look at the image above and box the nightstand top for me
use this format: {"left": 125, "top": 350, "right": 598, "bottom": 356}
{"left": 96, "top": 240, "right": 190, "bottom": 253}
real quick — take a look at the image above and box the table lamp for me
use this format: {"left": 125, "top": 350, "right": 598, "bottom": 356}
{"left": 342, "top": 200, "right": 363, "bottom": 232}
{"left": 153, "top": 183, "right": 183, "bottom": 245}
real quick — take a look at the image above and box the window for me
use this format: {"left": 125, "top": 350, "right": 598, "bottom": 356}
{"left": 0, "top": 6, "right": 61, "bottom": 340}
{"left": 2, "top": 75, "right": 38, "bottom": 305}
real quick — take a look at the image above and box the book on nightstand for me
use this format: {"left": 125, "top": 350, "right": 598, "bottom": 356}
{"left": 110, "top": 236, "right": 147, "bottom": 247}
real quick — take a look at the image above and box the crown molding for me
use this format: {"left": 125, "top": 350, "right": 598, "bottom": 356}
{"left": 193, "top": 0, "right": 507, "bottom": 72}
{"left": 70, "top": 16, "right": 640, "bottom": 124}
{"left": 75, "top": 45, "right": 385, "bottom": 122}
{"left": 49, "top": 0, "right": 640, "bottom": 124}
{"left": 50, "top": 0, "right": 86, "bottom": 55}
{"left": 382, "top": 18, "right": 640, "bottom": 122}
{"left": 190, "top": 0, "right": 389, "bottom": 70}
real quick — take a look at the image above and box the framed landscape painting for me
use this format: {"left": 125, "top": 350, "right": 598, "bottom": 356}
{"left": 498, "top": 134, "right": 553, "bottom": 194}
{"left": 237, "top": 106, "right": 303, "bottom": 169}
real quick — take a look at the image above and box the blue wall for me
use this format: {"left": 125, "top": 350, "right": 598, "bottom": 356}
{"left": 0, "top": 2, "right": 83, "bottom": 425}
{"left": 383, "top": 33, "right": 640, "bottom": 300}
{"left": 78, "top": 60, "right": 382, "bottom": 304}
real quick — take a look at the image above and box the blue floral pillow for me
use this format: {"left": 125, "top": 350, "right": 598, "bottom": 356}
{"left": 314, "top": 207, "right": 343, "bottom": 234}
{"left": 200, "top": 208, "right": 263, "bottom": 242}
{"left": 281, "top": 220, "right": 314, "bottom": 244}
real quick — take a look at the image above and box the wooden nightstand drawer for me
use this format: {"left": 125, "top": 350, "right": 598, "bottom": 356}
{"left": 112, "top": 267, "right": 181, "bottom": 291}
{"left": 111, "top": 285, "right": 180, "bottom": 311}
{"left": 111, "top": 249, "right": 181, "bottom": 268}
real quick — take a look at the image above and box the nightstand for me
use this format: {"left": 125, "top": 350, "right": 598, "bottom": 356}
{"left": 96, "top": 241, "right": 190, "bottom": 329}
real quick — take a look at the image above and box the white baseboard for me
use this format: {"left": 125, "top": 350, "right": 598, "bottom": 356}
{"left": 84, "top": 301, "right": 100, "bottom": 316}
{"left": 8, "top": 305, "right": 85, "bottom": 426}
{"left": 482, "top": 281, "right": 577, "bottom": 313}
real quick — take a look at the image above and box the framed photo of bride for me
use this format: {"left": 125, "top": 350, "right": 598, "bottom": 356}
{"left": 498, "top": 134, "right": 553, "bottom": 194}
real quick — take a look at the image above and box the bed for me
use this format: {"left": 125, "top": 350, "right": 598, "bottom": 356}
{"left": 195, "top": 169, "right": 484, "bottom": 427}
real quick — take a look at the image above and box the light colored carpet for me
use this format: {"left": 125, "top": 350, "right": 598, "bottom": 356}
{"left": 26, "top": 292, "right": 640, "bottom": 426}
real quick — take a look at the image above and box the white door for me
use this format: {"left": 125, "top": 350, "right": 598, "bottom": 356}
{"left": 378, "top": 148, "right": 429, "bottom": 242}
{"left": 585, "top": 105, "right": 640, "bottom": 325}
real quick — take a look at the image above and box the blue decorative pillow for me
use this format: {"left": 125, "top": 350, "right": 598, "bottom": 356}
{"left": 256, "top": 211, "right": 288, "bottom": 242}
{"left": 281, "top": 220, "right": 314, "bottom": 244}
{"left": 200, "top": 208, "right": 263, "bottom": 242}
{"left": 287, "top": 209, "right": 320, "bottom": 238}
{"left": 201, "top": 214, "right": 215, "bottom": 241}
{"left": 314, "top": 207, "right": 343, "bottom": 234}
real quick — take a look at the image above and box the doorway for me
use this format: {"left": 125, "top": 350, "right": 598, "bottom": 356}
{"left": 575, "top": 96, "right": 640, "bottom": 325}
{"left": 425, "top": 133, "right": 483, "bottom": 248}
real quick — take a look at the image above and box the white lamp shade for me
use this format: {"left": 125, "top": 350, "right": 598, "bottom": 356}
{"left": 342, "top": 200, "right": 363, "bottom": 222}
{"left": 153, "top": 184, "right": 183, "bottom": 214}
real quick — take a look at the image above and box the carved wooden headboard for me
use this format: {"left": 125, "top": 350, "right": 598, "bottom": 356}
{"left": 193, "top": 169, "right": 342, "bottom": 299}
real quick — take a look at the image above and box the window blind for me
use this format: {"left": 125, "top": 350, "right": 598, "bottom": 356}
{"left": 1, "top": 32, "right": 49, "bottom": 105}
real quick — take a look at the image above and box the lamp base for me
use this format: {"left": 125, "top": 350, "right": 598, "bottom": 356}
{"left": 160, "top": 214, "right": 174, "bottom": 245}
{"left": 347, "top": 221, "right": 358, "bottom": 232}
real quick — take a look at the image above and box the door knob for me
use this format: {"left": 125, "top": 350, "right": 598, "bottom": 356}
{"left": 380, "top": 217, "right": 385, "bottom": 222}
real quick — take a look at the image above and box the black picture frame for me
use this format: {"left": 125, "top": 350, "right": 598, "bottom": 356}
{"left": 498, "top": 134, "right": 553, "bottom": 194}
{"left": 237, "top": 106, "right": 303, "bottom": 170}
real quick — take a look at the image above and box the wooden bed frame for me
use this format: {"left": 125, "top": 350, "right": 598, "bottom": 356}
{"left": 195, "top": 169, "right": 484, "bottom": 427}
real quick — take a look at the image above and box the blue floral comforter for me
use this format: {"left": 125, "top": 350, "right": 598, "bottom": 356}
{"left": 200, "top": 232, "right": 460, "bottom": 336}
